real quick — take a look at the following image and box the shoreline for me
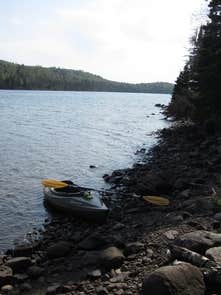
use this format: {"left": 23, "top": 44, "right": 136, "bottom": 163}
{"left": 1, "top": 119, "right": 221, "bottom": 294}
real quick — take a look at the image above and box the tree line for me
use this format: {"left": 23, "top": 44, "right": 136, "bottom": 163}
{"left": 0, "top": 60, "right": 173, "bottom": 94}
{"left": 168, "top": 0, "right": 221, "bottom": 125}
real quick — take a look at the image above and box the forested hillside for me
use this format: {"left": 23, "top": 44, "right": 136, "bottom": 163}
{"left": 0, "top": 60, "right": 173, "bottom": 94}
{"left": 168, "top": 0, "right": 221, "bottom": 123}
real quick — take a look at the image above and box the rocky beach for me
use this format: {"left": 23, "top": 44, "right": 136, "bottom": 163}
{"left": 2, "top": 118, "right": 221, "bottom": 294}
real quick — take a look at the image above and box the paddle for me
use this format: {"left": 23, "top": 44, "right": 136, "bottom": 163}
{"left": 42, "top": 179, "right": 69, "bottom": 189}
{"left": 41, "top": 179, "right": 170, "bottom": 206}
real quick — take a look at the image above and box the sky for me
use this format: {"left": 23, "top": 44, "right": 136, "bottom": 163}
{"left": 0, "top": 0, "right": 206, "bottom": 83}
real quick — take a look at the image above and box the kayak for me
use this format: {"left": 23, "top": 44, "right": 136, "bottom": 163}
{"left": 43, "top": 182, "right": 109, "bottom": 219}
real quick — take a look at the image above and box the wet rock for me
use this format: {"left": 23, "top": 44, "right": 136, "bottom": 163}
{"left": 103, "top": 174, "right": 110, "bottom": 182}
{"left": 1, "top": 284, "right": 14, "bottom": 294}
{"left": 100, "top": 247, "right": 125, "bottom": 269}
{"left": 124, "top": 242, "right": 145, "bottom": 256}
{"left": 175, "top": 231, "right": 221, "bottom": 254}
{"left": 27, "top": 265, "right": 44, "bottom": 278}
{"left": 8, "top": 242, "right": 39, "bottom": 257}
{"left": 0, "top": 266, "right": 13, "bottom": 287}
{"left": 142, "top": 262, "right": 205, "bottom": 295}
{"left": 5, "top": 257, "right": 32, "bottom": 273}
{"left": 47, "top": 241, "right": 72, "bottom": 258}
{"left": 206, "top": 247, "right": 221, "bottom": 265}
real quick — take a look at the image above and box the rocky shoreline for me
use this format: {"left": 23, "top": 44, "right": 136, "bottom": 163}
{"left": 2, "top": 121, "right": 221, "bottom": 294}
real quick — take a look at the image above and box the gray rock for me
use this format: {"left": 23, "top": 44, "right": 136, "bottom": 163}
{"left": 206, "top": 246, "right": 221, "bottom": 265}
{"left": 146, "top": 248, "right": 154, "bottom": 258}
{"left": 46, "top": 284, "right": 60, "bottom": 295}
{"left": 6, "top": 257, "right": 31, "bottom": 273}
{"left": 214, "top": 212, "right": 221, "bottom": 222}
{"left": 95, "top": 286, "right": 108, "bottom": 294}
{"left": 175, "top": 231, "right": 221, "bottom": 254}
{"left": 27, "top": 265, "right": 44, "bottom": 278}
{"left": 1, "top": 284, "right": 14, "bottom": 294}
{"left": 87, "top": 269, "right": 102, "bottom": 278}
{"left": 47, "top": 241, "right": 72, "bottom": 258}
{"left": 100, "top": 247, "right": 125, "bottom": 269}
{"left": 0, "top": 266, "right": 13, "bottom": 287}
{"left": 113, "top": 223, "right": 125, "bottom": 231}
{"left": 124, "top": 242, "right": 145, "bottom": 256}
{"left": 142, "top": 262, "right": 205, "bottom": 295}
{"left": 164, "top": 230, "right": 179, "bottom": 240}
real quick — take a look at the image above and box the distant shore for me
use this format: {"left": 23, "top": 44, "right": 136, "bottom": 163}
{"left": 0, "top": 60, "right": 174, "bottom": 94}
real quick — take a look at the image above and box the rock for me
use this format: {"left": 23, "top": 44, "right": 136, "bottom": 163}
{"left": 82, "top": 251, "right": 100, "bottom": 266}
{"left": 0, "top": 266, "right": 13, "bottom": 287}
{"left": 164, "top": 230, "right": 179, "bottom": 240}
{"left": 6, "top": 257, "right": 31, "bottom": 273}
{"left": 27, "top": 265, "right": 44, "bottom": 278}
{"left": 124, "top": 242, "right": 145, "bottom": 256}
{"left": 146, "top": 248, "right": 154, "bottom": 258}
{"left": 100, "top": 247, "right": 125, "bottom": 269}
{"left": 179, "top": 189, "right": 190, "bottom": 198}
{"left": 46, "top": 284, "right": 60, "bottom": 295}
{"left": 78, "top": 234, "right": 109, "bottom": 250}
{"left": 175, "top": 231, "right": 221, "bottom": 254}
{"left": 13, "top": 273, "right": 29, "bottom": 283}
{"left": 8, "top": 242, "right": 39, "bottom": 257}
{"left": 96, "top": 286, "right": 108, "bottom": 294}
{"left": 20, "top": 282, "right": 32, "bottom": 292}
{"left": 206, "top": 246, "right": 221, "bottom": 265}
{"left": 1, "top": 284, "right": 14, "bottom": 294}
{"left": 112, "top": 223, "right": 125, "bottom": 231}
{"left": 142, "top": 262, "right": 205, "bottom": 295}
{"left": 87, "top": 269, "right": 102, "bottom": 278}
{"left": 214, "top": 212, "right": 221, "bottom": 222}
{"left": 47, "top": 241, "right": 72, "bottom": 258}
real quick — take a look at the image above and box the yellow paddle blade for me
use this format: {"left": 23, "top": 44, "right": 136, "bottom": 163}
{"left": 143, "top": 195, "right": 170, "bottom": 206}
{"left": 41, "top": 179, "right": 69, "bottom": 188}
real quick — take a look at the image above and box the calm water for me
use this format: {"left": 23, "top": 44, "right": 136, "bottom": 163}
{"left": 0, "top": 90, "right": 170, "bottom": 251}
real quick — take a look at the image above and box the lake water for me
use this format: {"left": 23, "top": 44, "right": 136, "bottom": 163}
{"left": 0, "top": 90, "right": 171, "bottom": 251}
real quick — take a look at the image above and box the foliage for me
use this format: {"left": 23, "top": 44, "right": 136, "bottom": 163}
{"left": 0, "top": 60, "right": 174, "bottom": 94}
{"left": 168, "top": 0, "right": 221, "bottom": 123}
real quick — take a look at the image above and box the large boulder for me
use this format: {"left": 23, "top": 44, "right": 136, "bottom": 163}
{"left": 100, "top": 247, "right": 125, "bottom": 269}
{"left": 206, "top": 246, "right": 221, "bottom": 265}
{"left": 5, "top": 257, "right": 32, "bottom": 273}
{"left": 142, "top": 262, "right": 205, "bottom": 295}
{"left": 175, "top": 231, "right": 221, "bottom": 254}
{"left": 47, "top": 241, "right": 72, "bottom": 259}
{"left": 0, "top": 266, "right": 13, "bottom": 287}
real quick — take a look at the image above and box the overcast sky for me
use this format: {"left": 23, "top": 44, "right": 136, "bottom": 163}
{"left": 0, "top": 0, "right": 206, "bottom": 83}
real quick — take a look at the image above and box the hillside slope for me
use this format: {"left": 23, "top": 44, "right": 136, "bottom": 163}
{"left": 0, "top": 60, "right": 173, "bottom": 94}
